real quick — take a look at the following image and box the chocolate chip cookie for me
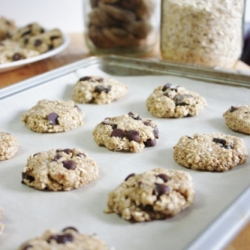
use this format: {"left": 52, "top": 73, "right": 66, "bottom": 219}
{"left": 93, "top": 112, "right": 159, "bottom": 153}
{"left": 105, "top": 168, "right": 195, "bottom": 222}
{"left": 223, "top": 105, "right": 250, "bottom": 135}
{"left": 21, "top": 148, "right": 99, "bottom": 191}
{"left": 146, "top": 83, "right": 207, "bottom": 118}
{"left": 72, "top": 76, "right": 128, "bottom": 104}
{"left": 0, "top": 132, "right": 19, "bottom": 161}
{"left": 18, "top": 227, "right": 109, "bottom": 250}
{"left": 173, "top": 133, "right": 248, "bottom": 172}
{"left": 0, "top": 16, "right": 16, "bottom": 40}
{"left": 22, "top": 99, "right": 84, "bottom": 133}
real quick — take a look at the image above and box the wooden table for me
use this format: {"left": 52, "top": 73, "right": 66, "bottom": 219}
{"left": 1, "top": 33, "right": 250, "bottom": 250}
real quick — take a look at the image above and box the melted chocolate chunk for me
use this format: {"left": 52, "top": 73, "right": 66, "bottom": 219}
{"left": 47, "top": 113, "right": 59, "bottom": 125}
{"left": 143, "top": 120, "right": 151, "bottom": 126}
{"left": 76, "top": 153, "right": 85, "bottom": 158}
{"left": 162, "top": 83, "right": 178, "bottom": 92}
{"left": 142, "top": 204, "right": 154, "bottom": 213}
{"left": 153, "top": 127, "right": 159, "bottom": 139}
{"left": 155, "top": 183, "right": 169, "bottom": 196}
{"left": 111, "top": 128, "right": 125, "bottom": 138}
{"left": 124, "top": 173, "right": 135, "bottom": 181}
{"left": 94, "top": 85, "right": 110, "bottom": 94}
{"left": 62, "top": 226, "right": 79, "bottom": 233}
{"left": 21, "top": 30, "right": 31, "bottom": 37}
{"left": 62, "top": 160, "right": 76, "bottom": 170}
{"left": 47, "top": 233, "right": 74, "bottom": 244}
{"left": 157, "top": 174, "right": 169, "bottom": 182}
{"left": 50, "top": 35, "right": 59, "bottom": 40}
{"left": 230, "top": 106, "right": 239, "bottom": 112}
{"left": 128, "top": 112, "right": 141, "bottom": 120}
{"left": 174, "top": 94, "right": 193, "bottom": 106}
{"left": 144, "top": 138, "right": 156, "bottom": 147}
{"left": 79, "top": 76, "right": 92, "bottom": 81}
{"left": 12, "top": 53, "right": 22, "bottom": 61}
{"left": 22, "top": 173, "right": 35, "bottom": 183}
{"left": 58, "top": 149, "right": 73, "bottom": 154}
{"left": 126, "top": 130, "right": 140, "bottom": 142}
{"left": 34, "top": 39, "right": 42, "bottom": 47}
{"left": 22, "top": 245, "right": 33, "bottom": 250}
{"left": 53, "top": 153, "right": 62, "bottom": 161}
{"left": 213, "top": 138, "right": 233, "bottom": 149}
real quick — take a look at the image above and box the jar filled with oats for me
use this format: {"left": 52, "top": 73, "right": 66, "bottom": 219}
{"left": 160, "top": 0, "right": 245, "bottom": 68}
{"left": 84, "top": 0, "right": 157, "bottom": 56}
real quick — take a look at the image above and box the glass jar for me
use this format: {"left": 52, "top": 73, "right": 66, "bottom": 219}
{"left": 84, "top": 0, "right": 157, "bottom": 56}
{"left": 160, "top": 0, "right": 246, "bottom": 68}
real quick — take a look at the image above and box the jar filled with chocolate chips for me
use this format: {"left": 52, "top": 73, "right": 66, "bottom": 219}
{"left": 84, "top": 0, "right": 157, "bottom": 55}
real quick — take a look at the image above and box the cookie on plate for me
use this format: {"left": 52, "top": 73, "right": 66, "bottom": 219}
{"left": 93, "top": 112, "right": 159, "bottom": 153}
{"left": 72, "top": 76, "right": 128, "bottom": 104}
{"left": 21, "top": 148, "right": 99, "bottom": 191}
{"left": 105, "top": 168, "right": 195, "bottom": 222}
{"left": 173, "top": 133, "right": 248, "bottom": 172}
{"left": 0, "top": 132, "right": 19, "bottom": 161}
{"left": 146, "top": 83, "right": 207, "bottom": 118}
{"left": 22, "top": 99, "right": 84, "bottom": 133}
{"left": 0, "top": 207, "right": 4, "bottom": 235}
{"left": 18, "top": 226, "right": 109, "bottom": 250}
{"left": 0, "top": 16, "right": 16, "bottom": 40}
{"left": 223, "top": 105, "right": 250, "bottom": 135}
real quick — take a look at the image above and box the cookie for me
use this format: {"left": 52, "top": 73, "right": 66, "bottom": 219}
{"left": 105, "top": 168, "right": 195, "bottom": 222}
{"left": 93, "top": 112, "right": 159, "bottom": 153}
{"left": 173, "top": 133, "right": 248, "bottom": 172}
{"left": 22, "top": 148, "right": 99, "bottom": 191}
{"left": 22, "top": 100, "right": 84, "bottom": 133}
{"left": 0, "top": 207, "right": 4, "bottom": 235}
{"left": 146, "top": 83, "right": 207, "bottom": 118}
{"left": 0, "top": 132, "right": 19, "bottom": 161}
{"left": 0, "top": 16, "right": 16, "bottom": 40}
{"left": 72, "top": 76, "right": 128, "bottom": 104}
{"left": 18, "top": 226, "right": 109, "bottom": 250}
{"left": 223, "top": 105, "right": 250, "bottom": 135}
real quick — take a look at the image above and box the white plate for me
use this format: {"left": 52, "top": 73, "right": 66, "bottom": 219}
{"left": 0, "top": 32, "right": 70, "bottom": 73}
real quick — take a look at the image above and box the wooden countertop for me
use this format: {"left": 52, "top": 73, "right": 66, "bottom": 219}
{"left": 1, "top": 33, "right": 250, "bottom": 250}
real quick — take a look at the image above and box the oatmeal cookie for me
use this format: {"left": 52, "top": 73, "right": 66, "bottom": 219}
{"left": 223, "top": 105, "right": 250, "bottom": 135}
{"left": 72, "top": 75, "right": 128, "bottom": 104}
{"left": 173, "top": 133, "right": 248, "bottom": 172}
{"left": 0, "top": 132, "right": 19, "bottom": 161}
{"left": 22, "top": 99, "right": 84, "bottom": 133}
{"left": 105, "top": 168, "right": 195, "bottom": 222}
{"left": 146, "top": 83, "right": 207, "bottom": 118}
{"left": 93, "top": 112, "right": 159, "bottom": 153}
{"left": 21, "top": 148, "right": 99, "bottom": 191}
{"left": 18, "top": 227, "right": 109, "bottom": 250}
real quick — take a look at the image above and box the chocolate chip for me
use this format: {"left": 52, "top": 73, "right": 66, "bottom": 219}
{"left": 47, "top": 113, "right": 59, "bottom": 125}
{"left": 142, "top": 204, "right": 154, "bottom": 213}
{"left": 162, "top": 83, "right": 178, "bottom": 92}
{"left": 22, "top": 173, "right": 35, "bottom": 183}
{"left": 76, "top": 153, "right": 85, "bottom": 158}
{"left": 53, "top": 153, "right": 62, "bottom": 161}
{"left": 213, "top": 138, "right": 233, "bottom": 149}
{"left": 12, "top": 53, "right": 22, "bottom": 61}
{"left": 34, "top": 39, "right": 42, "bottom": 47}
{"left": 174, "top": 94, "right": 193, "bottom": 106}
{"left": 22, "top": 244, "right": 33, "bottom": 250}
{"left": 94, "top": 85, "right": 111, "bottom": 94}
{"left": 111, "top": 128, "right": 125, "bottom": 138}
{"left": 143, "top": 120, "right": 151, "bottom": 126}
{"left": 126, "top": 130, "right": 140, "bottom": 142}
{"left": 50, "top": 35, "right": 59, "bottom": 40}
{"left": 62, "top": 160, "right": 76, "bottom": 170}
{"left": 97, "top": 77, "right": 103, "bottom": 82}
{"left": 21, "top": 30, "right": 31, "bottom": 37}
{"left": 62, "top": 226, "right": 79, "bottom": 233}
{"left": 74, "top": 105, "right": 81, "bottom": 111}
{"left": 111, "top": 124, "right": 118, "bottom": 129}
{"left": 155, "top": 183, "right": 169, "bottom": 196}
{"left": 128, "top": 112, "right": 141, "bottom": 120}
{"left": 124, "top": 173, "right": 135, "bottom": 181}
{"left": 144, "top": 138, "right": 156, "bottom": 147}
{"left": 61, "top": 149, "right": 73, "bottom": 154}
{"left": 230, "top": 106, "right": 239, "bottom": 112}
{"left": 79, "top": 76, "right": 92, "bottom": 81}
{"left": 157, "top": 174, "right": 169, "bottom": 182}
{"left": 47, "top": 233, "right": 74, "bottom": 244}
{"left": 153, "top": 127, "right": 159, "bottom": 139}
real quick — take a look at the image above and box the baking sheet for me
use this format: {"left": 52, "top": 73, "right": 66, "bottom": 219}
{"left": 1, "top": 56, "right": 250, "bottom": 250}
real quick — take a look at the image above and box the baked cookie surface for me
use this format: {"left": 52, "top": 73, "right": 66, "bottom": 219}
{"left": 0, "top": 16, "right": 16, "bottom": 40}
{"left": 173, "top": 133, "right": 248, "bottom": 172}
{"left": 93, "top": 112, "right": 159, "bottom": 153}
{"left": 72, "top": 76, "right": 128, "bottom": 104}
{"left": 22, "top": 148, "right": 99, "bottom": 191}
{"left": 22, "top": 99, "right": 84, "bottom": 133}
{"left": 223, "top": 105, "right": 250, "bottom": 135}
{"left": 0, "top": 132, "right": 19, "bottom": 161}
{"left": 105, "top": 168, "right": 195, "bottom": 222}
{"left": 18, "top": 227, "right": 109, "bottom": 250}
{"left": 146, "top": 83, "right": 207, "bottom": 118}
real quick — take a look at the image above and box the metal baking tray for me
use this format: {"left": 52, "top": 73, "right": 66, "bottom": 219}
{"left": 1, "top": 55, "right": 250, "bottom": 250}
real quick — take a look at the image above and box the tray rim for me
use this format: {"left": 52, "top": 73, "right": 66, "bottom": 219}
{"left": 1, "top": 55, "right": 250, "bottom": 249}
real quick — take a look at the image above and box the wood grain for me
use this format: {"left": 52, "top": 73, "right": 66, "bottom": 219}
{"left": 0, "top": 33, "right": 250, "bottom": 250}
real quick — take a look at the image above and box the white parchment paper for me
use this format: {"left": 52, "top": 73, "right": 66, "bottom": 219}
{"left": 0, "top": 64, "right": 250, "bottom": 250}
